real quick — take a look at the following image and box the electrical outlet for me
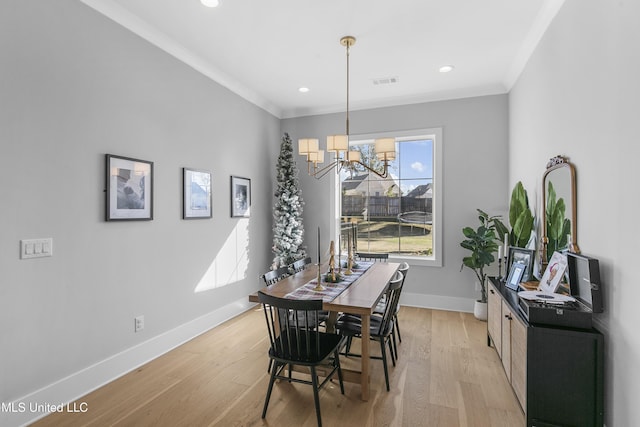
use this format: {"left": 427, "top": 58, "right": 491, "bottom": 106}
{"left": 134, "top": 315, "right": 144, "bottom": 332}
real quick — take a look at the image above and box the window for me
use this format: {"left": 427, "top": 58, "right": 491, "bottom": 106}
{"left": 337, "top": 128, "right": 442, "bottom": 266}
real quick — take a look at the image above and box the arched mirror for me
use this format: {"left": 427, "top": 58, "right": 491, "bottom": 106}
{"left": 541, "top": 156, "right": 579, "bottom": 270}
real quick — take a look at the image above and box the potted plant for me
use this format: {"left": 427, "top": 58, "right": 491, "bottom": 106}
{"left": 460, "top": 209, "right": 508, "bottom": 320}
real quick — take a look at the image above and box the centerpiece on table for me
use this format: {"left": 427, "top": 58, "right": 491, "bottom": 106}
{"left": 324, "top": 241, "right": 343, "bottom": 283}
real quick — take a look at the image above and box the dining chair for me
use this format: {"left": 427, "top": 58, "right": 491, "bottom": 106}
{"left": 290, "top": 256, "right": 312, "bottom": 273}
{"left": 393, "top": 262, "right": 409, "bottom": 342}
{"left": 374, "top": 262, "right": 409, "bottom": 358}
{"left": 336, "top": 271, "right": 404, "bottom": 391}
{"left": 260, "top": 265, "right": 300, "bottom": 373}
{"left": 258, "top": 291, "right": 345, "bottom": 427}
{"left": 356, "top": 252, "right": 389, "bottom": 262}
{"left": 260, "top": 266, "right": 291, "bottom": 286}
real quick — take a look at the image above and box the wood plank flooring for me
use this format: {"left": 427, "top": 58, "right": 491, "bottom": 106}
{"left": 31, "top": 306, "right": 524, "bottom": 426}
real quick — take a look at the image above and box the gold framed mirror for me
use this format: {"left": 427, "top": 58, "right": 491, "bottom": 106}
{"left": 541, "top": 155, "right": 579, "bottom": 270}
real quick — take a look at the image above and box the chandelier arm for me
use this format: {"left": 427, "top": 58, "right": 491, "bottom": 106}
{"left": 311, "top": 160, "right": 342, "bottom": 179}
{"left": 353, "top": 161, "right": 390, "bottom": 179}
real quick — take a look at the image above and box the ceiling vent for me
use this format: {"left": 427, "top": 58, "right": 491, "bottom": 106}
{"left": 372, "top": 76, "right": 399, "bottom": 86}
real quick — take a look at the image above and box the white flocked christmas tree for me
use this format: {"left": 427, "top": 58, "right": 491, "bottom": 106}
{"left": 272, "top": 133, "right": 306, "bottom": 268}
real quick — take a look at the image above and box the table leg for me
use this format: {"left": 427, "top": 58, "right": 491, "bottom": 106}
{"left": 361, "top": 315, "right": 370, "bottom": 401}
{"left": 326, "top": 311, "right": 338, "bottom": 334}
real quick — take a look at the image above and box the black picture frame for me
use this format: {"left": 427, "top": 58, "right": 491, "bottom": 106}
{"left": 183, "top": 168, "right": 212, "bottom": 219}
{"left": 507, "top": 247, "right": 535, "bottom": 282}
{"left": 506, "top": 262, "right": 527, "bottom": 291}
{"left": 230, "top": 176, "right": 251, "bottom": 217}
{"left": 106, "top": 154, "right": 153, "bottom": 221}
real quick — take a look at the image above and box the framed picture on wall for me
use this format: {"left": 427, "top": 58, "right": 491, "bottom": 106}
{"left": 507, "top": 247, "right": 535, "bottom": 282}
{"left": 183, "top": 168, "right": 212, "bottom": 219}
{"left": 106, "top": 154, "right": 153, "bottom": 221}
{"left": 230, "top": 176, "right": 251, "bottom": 218}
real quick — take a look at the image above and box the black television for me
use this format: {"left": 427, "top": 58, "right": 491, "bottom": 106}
{"left": 566, "top": 252, "right": 603, "bottom": 313}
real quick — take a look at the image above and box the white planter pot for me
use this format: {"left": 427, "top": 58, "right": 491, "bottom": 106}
{"left": 474, "top": 300, "right": 488, "bottom": 321}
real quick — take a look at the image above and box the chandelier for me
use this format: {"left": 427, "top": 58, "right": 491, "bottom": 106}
{"left": 298, "top": 36, "right": 396, "bottom": 179}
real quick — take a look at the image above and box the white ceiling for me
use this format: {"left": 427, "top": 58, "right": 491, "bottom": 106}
{"left": 81, "top": 0, "right": 564, "bottom": 119}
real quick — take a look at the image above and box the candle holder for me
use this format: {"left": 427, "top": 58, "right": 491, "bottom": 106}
{"left": 313, "top": 263, "right": 325, "bottom": 291}
{"left": 502, "top": 255, "right": 508, "bottom": 280}
{"left": 344, "top": 231, "right": 353, "bottom": 275}
{"left": 328, "top": 240, "right": 336, "bottom": 282}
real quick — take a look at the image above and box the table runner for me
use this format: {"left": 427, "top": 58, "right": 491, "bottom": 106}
{"left": 284, "top": 261, "right": 374, "bottom": 302}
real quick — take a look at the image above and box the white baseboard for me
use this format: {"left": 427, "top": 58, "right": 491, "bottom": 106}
{"left": 1, "top": 297, "right": 255, "bottom": 427}
{"left": 400, "top": 292, "right": 475, "bottom": 313}
{"left": 3, "top": 293, "right": 472, "bottom": 426}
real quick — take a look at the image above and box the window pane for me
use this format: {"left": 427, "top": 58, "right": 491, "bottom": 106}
{"left": 398, "top": 178, "right": 433, "bottom": 256}
{"left": 340, "top": 137, "right": 435, "bottom": 258}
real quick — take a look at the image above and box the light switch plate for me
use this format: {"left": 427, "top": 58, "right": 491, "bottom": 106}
{"left": 20, "top": 238, "right": 53, "bottom": 259}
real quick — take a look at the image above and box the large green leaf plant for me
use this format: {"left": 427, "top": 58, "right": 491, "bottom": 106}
{"left": 460, "top": 210, "right": 508, "bottom": 303}
{"left": 508, "top": 181, "right": 535, "bottom": 248}
{"left": 546, "top": 181, "right": 571, "bottom": 262}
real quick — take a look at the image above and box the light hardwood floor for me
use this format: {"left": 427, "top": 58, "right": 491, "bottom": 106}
{"left": 31, "top": 306, "right": 524, "bottom": 427}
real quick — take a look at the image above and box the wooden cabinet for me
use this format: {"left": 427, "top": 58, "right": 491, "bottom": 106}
{"left": 486, "top": 277, "right": 603, "bottom": 427}
{"left": 488, "top": 280, "right": 527, "bottom": 409}
{"left": 487, "top": 282, "right": 502, "bottom": 357}
{"left": 500, "top": 300, "right": 513, "bottom": 380}
{"left": 509, "top": 307, "right": 527, "bottom": 409}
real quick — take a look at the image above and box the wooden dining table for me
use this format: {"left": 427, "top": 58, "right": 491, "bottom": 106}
{"left": 249, "top": 261, "right": 400, "bottom": 401}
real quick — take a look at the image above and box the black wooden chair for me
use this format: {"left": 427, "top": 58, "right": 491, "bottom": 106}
{"left": 374, "top": 262, "right": 409, "bottom": 357}
{"left": 356, "top": 252, "right": 389, "bottom": 262}
{"left": 259, "top": 267, "right": 295, "bottom": 373}
{"left": 260, "top": 266, "right": 291, "bottom": 286}
{"left": 290, "top": 256, "right": 312, "bottom": 273}
{"left": 393, "top": 262, "right": 409, "bottom": 343}
{"left": 336, "top": 271, "right": 404, "bottom": 391}
{"left": 258, "top": 291, "right": 344, "bottom": 427}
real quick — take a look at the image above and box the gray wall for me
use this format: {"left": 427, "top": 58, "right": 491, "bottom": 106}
{"left": 0, "top": 0, "right": 279, "bottom": 416}
{"left": 509, "top": 1, "right": 640, "bottom": 425}
{"left": 10, "top": 0, "right": 632, "bottom": 425}
{"left": 282, "top": 94, "right": 509, "bottom": 310}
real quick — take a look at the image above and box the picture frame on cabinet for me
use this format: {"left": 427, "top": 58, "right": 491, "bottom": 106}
{"left": 507, "top": 247, "right": 535, "bottom": 282}
{"left": 106, "top": 154, "right": 153, "bottom": 221}
{"left": 539, "top": 251, "right": 568, "bottom": 293}
{"left": 506, "top": 262, "right": 527, "bottom": 290}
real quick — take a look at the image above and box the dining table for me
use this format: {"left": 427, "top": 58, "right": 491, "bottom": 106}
{"left": 249, "top": 261, "right": 400, "bottom": 401}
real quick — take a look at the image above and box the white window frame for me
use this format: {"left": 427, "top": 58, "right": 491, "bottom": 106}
{"left": 331, "top": 127, "right": 443, "bottom": 267}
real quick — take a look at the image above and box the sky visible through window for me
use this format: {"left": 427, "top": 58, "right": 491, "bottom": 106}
{"left": 396, "top": 139, "right": 433, "bottom": 194}
{"left": 340, "top": 138, "right": 433, "bottom": 194}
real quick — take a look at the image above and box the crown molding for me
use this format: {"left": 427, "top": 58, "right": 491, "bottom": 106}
{"left": 503, "top": 0, "right": 566, "bottom": 90}
{"left": 80, "top": 0, "right": 283, "bottom": 118}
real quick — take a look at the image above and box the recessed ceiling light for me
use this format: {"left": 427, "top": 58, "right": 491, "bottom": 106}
{"left": 201, "top": 0, "right": 219, "bottom": 7}
{"left": 298, "top": 87, "right": 309, "bottom": 93}
{"left": 439, "top": 65, "right": 455, "bottom": 73}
